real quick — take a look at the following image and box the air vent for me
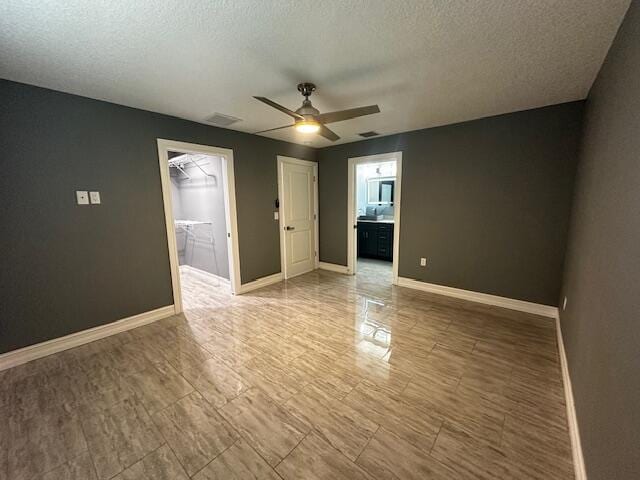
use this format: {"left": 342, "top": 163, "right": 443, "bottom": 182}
{"left": 358, "top": 131, "right": 379, "bottom": 138}
{"left": 204, "top": 113, "right": 242, "bottom": 127}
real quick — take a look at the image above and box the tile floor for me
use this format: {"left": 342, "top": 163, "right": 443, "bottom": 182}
{"left": 0, "top": 263, "right": 574, "bottom": 479}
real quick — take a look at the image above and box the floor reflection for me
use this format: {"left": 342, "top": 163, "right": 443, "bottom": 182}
{"left": 1, "top": 256, "right": 574, "bottom": 479}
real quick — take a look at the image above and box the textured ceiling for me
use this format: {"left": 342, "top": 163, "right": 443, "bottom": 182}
{"left": 0, "top": 0, "right": 631, "bottom": 147}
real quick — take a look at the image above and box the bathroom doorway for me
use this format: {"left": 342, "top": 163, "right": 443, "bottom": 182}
{"left": 347, "top": 152, "right": 402, "bottom": 285}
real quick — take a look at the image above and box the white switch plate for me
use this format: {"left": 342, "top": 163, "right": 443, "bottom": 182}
{"left": 563, "top": 296, "right": 568, "bottom": 311}
{"left": 76, "top": 191, "right": 89, "bottom": 205}
{"left": 274, "top": 211, "right": 279, "bottom": 220}
{"left": 90, "top": 191, "right": 101, "bottom": 204}
{"left": 420, "top": 257, "right": 427, "bottom": 267}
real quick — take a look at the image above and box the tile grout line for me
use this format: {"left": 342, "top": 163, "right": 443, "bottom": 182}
{"left": 428, "top": 418, "right": 446, "bottom": 455}
{"left": 272, "top": 428, "right": 312, "bottom": 471}
{"left": 184, "top": 371, "right": 266, "bottom": 476}
{"left": 187, "top": 440, "right": 236, "bottom": 479}
{"left": 142, "top": 394, "right": 193, "bottom": 478}
{"left": 216, "top": 387, "right": 291, "bottom": 476}
{"left": 106, "top": 441, "right": 174, "bottom": 479}
{"left": 77, "top": 415, "right": 101, "bottom": 480}
{"left": 353, "top": 423, "right": 380, "bottom": 465}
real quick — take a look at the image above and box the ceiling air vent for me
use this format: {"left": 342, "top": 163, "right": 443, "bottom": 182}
{"left": 358, "top": 131, "right": 379, "bottom": 138}
{"left": 204, "top": 113, "right": 242, "bottom": 127}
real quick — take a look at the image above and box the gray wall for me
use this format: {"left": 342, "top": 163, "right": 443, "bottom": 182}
{"left": 318, "top": 102, "right": 584, "bottom": 305}
{"left": 170, "top": 154, "right": 230, "bottom": 279}
{"left": 560, "top": 2, "right": 639, "bottom": 478}
{"left": 0, "top": 79, "right": 314, "bottom": 354}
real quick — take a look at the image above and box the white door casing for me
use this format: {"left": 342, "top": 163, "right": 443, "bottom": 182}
{"left": 347, "top": 151, "right": 403, "bottom": 284}
{"left": 157, "top": 139, "right": 242, "bottom": 307}
{"left": 278, "top": 156, "right": 318, "bottom": 279}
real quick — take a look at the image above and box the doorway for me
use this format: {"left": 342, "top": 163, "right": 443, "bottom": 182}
{"left": 347, "top": 152, "right": 403, "bottom": 284}
{"left": 157, "top": 139, "right": 241, "bottom": 314}
{"left": 277, "top": 156, "right": 319, "bottom": 279}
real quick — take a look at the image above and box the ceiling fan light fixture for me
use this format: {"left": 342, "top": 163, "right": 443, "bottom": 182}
{"left": 295, "top": 120, "right": 320, "bottom": 134}
{"left": 254, "top": 84, "right": 379, "bottom": 141}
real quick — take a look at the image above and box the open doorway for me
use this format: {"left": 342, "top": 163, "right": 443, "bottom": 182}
{"left": 347, "top": 152, "right": 402, "bottom": 284}
{"left": 157, "top": 139, "right": 241, "bottom": 314}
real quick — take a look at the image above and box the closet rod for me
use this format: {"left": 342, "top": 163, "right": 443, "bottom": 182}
{"left": 168, "top": 154, "right": 215, "bottom": 178}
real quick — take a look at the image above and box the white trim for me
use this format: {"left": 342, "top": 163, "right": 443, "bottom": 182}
{"left": 347, "top": 152, "right": 403, "bottom": 284}
{"left": 157, "top": 139, "right": 242, "bottom": 301}
{"left": 314, "top": 161, "right": 320, "bottom": 271}
{"left": 396, "top": 276, "right": 558, "bottom": 318}
{"left": 556, "top": 314, "right": 587, "bottom": 480}
{"left": 222, "top": 146, "right": 242, "bottom": 294}
{"left": 180, "top": 265, "right": 230, "bottom": 285}
{"left": 0, "top": 306, "right": 174, "bottom": 371}
{"left": 319, "top": 262, "right": 349, "bottom": 274}
{"left": 277, "top": 156, "right": 319, "bottom": 279}
{"left": 238, "top": 272, "right": 283, "bottom": 294}
{"left": 157, "top": 142, "right": 183, "bottom": 313}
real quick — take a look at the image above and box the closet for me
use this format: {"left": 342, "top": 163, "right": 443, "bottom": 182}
{"left": 169, "top": 152, "right": 229, "bottom": 281}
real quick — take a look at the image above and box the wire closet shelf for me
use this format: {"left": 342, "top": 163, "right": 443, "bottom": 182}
{"left": 168, "top": 153, "right": 216, "bottom": 180}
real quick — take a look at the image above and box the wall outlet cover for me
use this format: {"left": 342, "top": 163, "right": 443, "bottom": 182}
{"left": 420, "top": 257, "right": 427, "bottom": 267}
{"left": 89, "top": 191, "right": 101, "bottom": 204}
{"left": 76, "top": 191, "right": 89, "bottom": 205}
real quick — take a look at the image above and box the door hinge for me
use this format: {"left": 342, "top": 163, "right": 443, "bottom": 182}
{"left": 227, "top": 233, "right": 231, "bottom": 238}
{"left": 313, "top": 214, "right": 317, "bottom": 220}
{"left": 313, "top": 175, "right": 316, "bottom": 182}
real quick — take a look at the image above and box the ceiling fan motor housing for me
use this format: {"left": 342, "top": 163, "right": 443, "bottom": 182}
{"left": 296, "top": 83, "right": 320, "bottom": 120}
{"left": 296, "top": 99, "right": 320, "bottom": 118}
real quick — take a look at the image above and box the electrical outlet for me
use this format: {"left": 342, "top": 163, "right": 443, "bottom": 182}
{"left": 420, "top": 257, "right": 427, "bottom": 267}
{"left": 274, "top": 211, "right": 279, "bottom": 220}
{"left": 562, "top": 296, "right": 568, "bottom": 311}
{"left": 89, "top": 191, "right": 101, "bottom": 204}
{"left": 76, "top": 191, "right": 89, "bottom": 205}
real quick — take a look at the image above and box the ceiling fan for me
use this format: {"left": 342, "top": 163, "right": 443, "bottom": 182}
{"left": 253, "top": 83, "right": 380, "bottom": 141}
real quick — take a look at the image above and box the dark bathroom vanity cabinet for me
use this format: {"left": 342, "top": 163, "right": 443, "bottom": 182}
{"left": 357, "top": 221, "right": 394, "bottom": 261}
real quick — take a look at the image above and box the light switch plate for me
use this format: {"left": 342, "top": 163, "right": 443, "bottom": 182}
{"left": 76, "top": 191, "right": 89, "bottom": 205}
{"left": 274, "top": 211, "right": 279, "bottom": 220}
{"left": 90, "top": 191, "right": 101, "bottom": 204}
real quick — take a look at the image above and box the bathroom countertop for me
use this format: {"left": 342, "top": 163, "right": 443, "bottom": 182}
{"left": 357, "top": 219, "right": 395, "bottom": 224}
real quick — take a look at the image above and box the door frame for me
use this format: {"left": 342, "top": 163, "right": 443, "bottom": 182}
{"left": 157, "top": 138, "right": 242, "bottom": 312}
{"left": 347, "top": 151, "right": 403, "bottom": 284}
{"left": 277, "top": 155, "right": 319, "bottom": 279}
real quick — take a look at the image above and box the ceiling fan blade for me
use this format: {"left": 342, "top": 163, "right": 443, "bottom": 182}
{"left": 316, "top": 105, "right": 380, "bottom": 124}
{"left": 254, "top": 124, "right": 293, "bottom": 134}
{"left": 253, "top": 97, "right": 304, "bottom": 120}
{"left": 318, "top": 124, "right": 340, "bottom": 141}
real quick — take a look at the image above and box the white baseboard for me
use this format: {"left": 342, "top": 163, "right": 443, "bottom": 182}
{"left": 396, "top": 277, "right": 558, "bottom": 318}
{"left": 319, "top": 262, "right": 349, "bottom": 274}
{"left": 556, "top": 313, "right": 587, "bottom": 480}
{"left": 180, "top": 265, "right": 230, "bottom": 285}
{"left": 238, "top": 272, "right": 283, "bottom": 294}
{"left": 0, "top": 305, "right": 175, "bottom": 372}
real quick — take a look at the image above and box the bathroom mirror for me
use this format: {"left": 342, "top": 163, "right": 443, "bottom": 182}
{"left": 367, "top": 177, "right": 395, "bottom": 205}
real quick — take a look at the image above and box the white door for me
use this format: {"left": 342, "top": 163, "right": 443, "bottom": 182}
{"left": 281, "top": 159, "right": 316, "bottom": 278}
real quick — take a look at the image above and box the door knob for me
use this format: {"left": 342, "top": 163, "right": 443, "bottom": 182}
{"left": 285, "top": 226, "right": 295, "bottom": 231}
